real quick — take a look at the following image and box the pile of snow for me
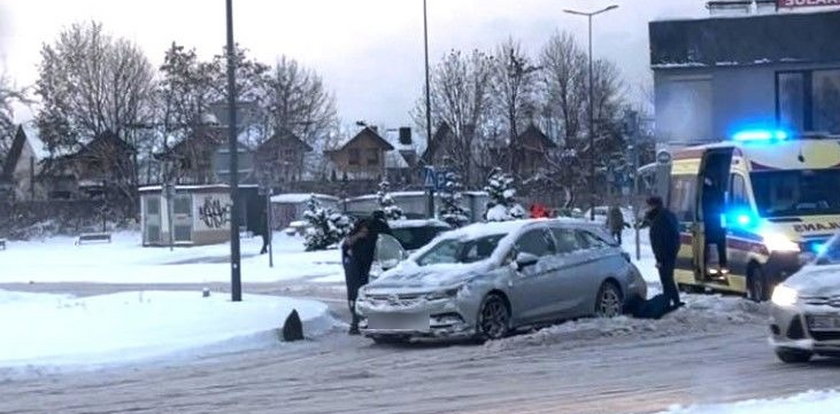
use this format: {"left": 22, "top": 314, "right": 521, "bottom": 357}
{"left": 0, "top": 289, "right": 337, "bottom": 377}
{"left": 485, "top": 294, "right": 768, "bottom": 351}
{"left": 0, "top": 232, "right": 344, "bottom": 284}
{"left": 658, "top": 390, "right": 840, "bottom": 414}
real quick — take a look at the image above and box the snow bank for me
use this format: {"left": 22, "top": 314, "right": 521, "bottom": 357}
{"left": 485, "top": 294, "right": 768, "bottom": 351}
{"left": 0, "top": 290, "right": 337, "bottom": 377}
{"left": 658, "top": 390, "right": 840, "bottom": 414}
{"left": 0, "top": 232, "right": 343, "bottom": 284}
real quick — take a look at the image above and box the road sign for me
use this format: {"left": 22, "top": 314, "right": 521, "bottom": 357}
{"left": 423, "top": 167, "right": 436, "bottom": 189}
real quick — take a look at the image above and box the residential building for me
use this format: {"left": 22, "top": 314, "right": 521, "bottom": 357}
{"left": 253, "top": 130, "right": 313, "bottom": 185}
{"left": 325, "top": 126, "right": 394, "bottom": 181}
{"left": 0, "top": 126, "right": 43, "bottom": 201}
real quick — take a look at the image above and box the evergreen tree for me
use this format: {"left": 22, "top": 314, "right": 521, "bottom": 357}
{"left": 303, "top": 195, "right": 351, "bottom": 251}
{"left": 377, "top": 180, "right": 405, "bottom": 221}
{"left": 438, "top": 170, "right": 469, "bottom": 227}
{"left": 484, "top": 168, "right": 525, "bottom": 222}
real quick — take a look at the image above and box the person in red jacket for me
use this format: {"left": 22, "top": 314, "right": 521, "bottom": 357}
{"left": 530, "top": 203, "right": 548, "bottom": 219}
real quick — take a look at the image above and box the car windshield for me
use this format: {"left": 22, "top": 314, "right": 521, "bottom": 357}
{"left": 416, "top": 234, "right": 506, "bottom": 266}
{"left": 751, "top": 169, "right": 840, "bottom": 217}
{"left": 817, "top": 237, "right": 840, "bottom": 265}
{"left": 391, "top": 226, "right": 448, "bottom": 251}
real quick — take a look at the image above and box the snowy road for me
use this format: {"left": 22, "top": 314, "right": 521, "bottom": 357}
{"left": 2, "top": 282, "right": 840, "bottom": 414}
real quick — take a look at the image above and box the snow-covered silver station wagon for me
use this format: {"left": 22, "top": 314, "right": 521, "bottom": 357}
{"left": 356, "top": 219, "right": 647, "bottom": 343}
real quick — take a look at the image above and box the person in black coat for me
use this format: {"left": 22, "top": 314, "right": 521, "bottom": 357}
{"left": 644, "top": 196, "right": 683, "bottom": 308}
{"left": 259, "top": 209, "right": 270, "bottom": 255}
{"left": 701, "top": 178, "right": 728, "bottom": 272}
{"left": 342, "top": 210, "right": 393, "bottom": 335}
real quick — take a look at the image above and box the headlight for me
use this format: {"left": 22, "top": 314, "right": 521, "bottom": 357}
{"left": 425, "top": 286, "right": 461, "bottom": 301}
{"left": 763, "top": 233, "right": 800, "bottom": 253}
{"left": 771, "top": 284, "right": 798, "bottom": 307}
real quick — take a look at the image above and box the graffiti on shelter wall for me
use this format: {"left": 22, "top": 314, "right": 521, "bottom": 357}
{"left": 198, "top": 196, "right": 231, "bottom": 229}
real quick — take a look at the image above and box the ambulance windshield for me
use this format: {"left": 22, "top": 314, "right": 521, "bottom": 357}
{"left": 751, "top": 169, "right": 840, "bottom": 218}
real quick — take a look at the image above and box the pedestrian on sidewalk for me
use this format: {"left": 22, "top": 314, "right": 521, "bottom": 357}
{"left": 606, "top": 204, "right": 625, "bottom": 245}
{"left": 259, "top": 208, "right": 270, "bottom": 255}
{"left": 644, "top": 196, "right": 683, "bottom": 309}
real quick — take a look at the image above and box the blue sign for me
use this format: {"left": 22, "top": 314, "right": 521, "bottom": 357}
{"left": 423, "top": 167, "right": 436, "bottom": 189}
{"left": 422, "top": 166, "right": 447, "bottom": 191}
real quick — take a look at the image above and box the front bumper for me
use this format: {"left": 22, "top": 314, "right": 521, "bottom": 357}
{"left": 356, "top": 293, "right": 479, "bottom": 340}
{"left": 769, "top": 303, "right": 840, "bottom": 355}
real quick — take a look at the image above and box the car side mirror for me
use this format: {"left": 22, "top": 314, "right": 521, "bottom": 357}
{"left": 515, "top": 252, "right": 540, "bottom": 271}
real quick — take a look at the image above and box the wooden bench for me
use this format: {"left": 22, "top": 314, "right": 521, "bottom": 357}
{"left": 0, "top": 239, "right": 6, "bottom": 250}
{"left": 75, "top": 233, "right": 112, "bottom": 246}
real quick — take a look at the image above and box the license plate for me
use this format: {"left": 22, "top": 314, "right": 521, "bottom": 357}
{"left": 367, "top": 312, "right": 429, "bottom": 331}
{"left": 808, "top": 315, "right": 840, "bottom": 331}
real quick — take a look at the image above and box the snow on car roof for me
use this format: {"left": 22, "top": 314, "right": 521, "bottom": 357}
{"left": 389, "top": 219, "right": 450, "bottom": 229}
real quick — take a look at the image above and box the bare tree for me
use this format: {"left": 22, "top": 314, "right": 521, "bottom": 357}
{"left": 36, "top": 21, "right": 155, "bottom": 152}
{"left": 489, "top": 38, "right": 541, "bottom": 175}
{"left": 261, "top": 56, "right": 337, "bottom": 144}
{"left": 413, "top": 49, "right": 493, "bottom": 186}
{"left": 35, "top": 21, "right": 155, "bottom": 215}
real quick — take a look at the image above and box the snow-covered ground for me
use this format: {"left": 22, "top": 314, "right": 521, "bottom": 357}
{"left": 0, "top": 232, "right": 343, "bottom": 284}
{"left": 659, "top": 390, "right": 840, "bottom": 414}
{"left": 0, "top": 289, "right": 338, "bottom": 377}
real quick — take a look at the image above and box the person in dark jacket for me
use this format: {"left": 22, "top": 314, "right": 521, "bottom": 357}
{"left": 701, "top": 178, "right": 728, "bottom": 273}
{"left": 259, "top": 209, "right": 270, "bottom": 255}
{"left": 341, "top": 210, "right": 393, "bottom": 335}
{"left": 645, "top": 196, "right": 683, "bottom": 308}
{"left": 606, "top": 205, "right": 626, "bottom": 245}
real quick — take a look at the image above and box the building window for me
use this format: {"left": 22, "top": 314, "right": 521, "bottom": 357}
{"left": 349, "top": 148, "right": 360, "bottom": 166}
{"left": 366, "top": 149, "right": 379, "bottom": 166}
{"left": 777, "top": 69, "right": 840, "bottom": 134}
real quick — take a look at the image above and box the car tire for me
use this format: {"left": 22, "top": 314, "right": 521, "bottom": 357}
{"left": 595, "top": 281, "right": 623, "bottom": 318}
{"left": 678, "top": 283, "right": 704, "bottom": 294}
{"left": 775, "top": 347, "right": 813, "bottom": 364}
{"left": 371, "top": 335, "right": 409, "bottom": 345}
{"left": 476, "top": 294, "right": 510, "bottom": 341}
{"left": 747, "top": 266, "right": 770, "bottom": 302}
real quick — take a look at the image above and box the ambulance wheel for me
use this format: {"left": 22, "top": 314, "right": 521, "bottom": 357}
{"left": 747, "top": 265, "right": 770, "bottom": 302}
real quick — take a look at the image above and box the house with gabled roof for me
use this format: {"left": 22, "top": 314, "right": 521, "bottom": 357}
{"left": 325, "top": 126, "right": 394, "bottom": 181}
{"left": 39, "top": 130, "right": 136, "bottom": 199}
{"left": 0, "top": 125, "right": 44, "bottom": 201}
{"left": 253, "top": 129, "right": 313, "bottom": 185}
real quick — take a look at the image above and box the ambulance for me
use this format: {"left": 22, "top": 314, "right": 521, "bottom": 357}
{"left": 668, "top": 130, "right": 840, "bottom": 301}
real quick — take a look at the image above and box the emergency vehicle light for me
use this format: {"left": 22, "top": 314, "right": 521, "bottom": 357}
{"left": 732, "top": 129, "right": 788, "bottom": 142}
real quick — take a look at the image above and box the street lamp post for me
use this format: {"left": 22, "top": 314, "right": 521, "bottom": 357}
{"left": 226, "top": 0, "right": 242, "bottom": 302}
{"left": 563, "top": 5, "right": 619, "bottom": 221}
{"left": 423, "top": 0, "right": 435, "bottom": 218}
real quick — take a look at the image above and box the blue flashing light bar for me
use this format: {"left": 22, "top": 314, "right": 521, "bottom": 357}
{"left": 732, "top": 129, "right": 789, "bottom": 142}
{"left": 724, "top": 209, "right": 759, "bottom": 230}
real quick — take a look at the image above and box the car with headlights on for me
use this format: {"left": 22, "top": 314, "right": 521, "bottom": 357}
{"left": 355, "top": 219, "right": 647, "bottom": 343}
{"left": 769, "top": 233, "right": 840, "bottom": 363}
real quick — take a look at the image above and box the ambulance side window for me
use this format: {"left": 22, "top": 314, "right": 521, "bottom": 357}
{"left": 669, "top": 175, "right": 697, "bottom": 222}
{"left": 729, "top": 174, "right": 748, "bottom": 209}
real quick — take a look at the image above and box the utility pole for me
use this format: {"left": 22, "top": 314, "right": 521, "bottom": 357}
{"left": 226, "top": 0, "right": 242, "bottom": 302}
{"left": 423, "top": 0, "right": 435, "bottom": 219}
{"left": 564, "top": 5, "right": 619, "bottom": 221}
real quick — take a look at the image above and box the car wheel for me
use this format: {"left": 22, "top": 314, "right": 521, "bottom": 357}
{"left": 595, "top": 281, "right": 623, "bottom": 318}
{"left": 747, "top": 266, "right": 769, "bottom": 302}
{"left": 371, "top": 335, "right": 409, "bottom": 345}
{"left": 775, "top": 348, "right": 813, "bottom": 364}
{"left": 678, "top": 283, "right": 704, "bottom": 294}
{"left": 477, "top": 294, "right": 510, "bottom": 341}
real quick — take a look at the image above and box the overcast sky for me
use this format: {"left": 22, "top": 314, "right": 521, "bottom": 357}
{"left": 0, "top": 0, "right": 707, "bottom": 130}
